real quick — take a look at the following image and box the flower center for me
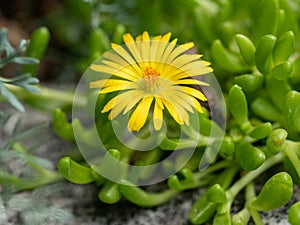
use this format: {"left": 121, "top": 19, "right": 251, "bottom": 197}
{"left": 142, "top": 66, "right": 160, "bottom": 79}
{"left": 142, "top": 66, "right": 161, "bottom": 93}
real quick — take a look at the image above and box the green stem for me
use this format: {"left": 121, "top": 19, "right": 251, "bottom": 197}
{"left": 227, "top": 153, "right": 284, "bottom": 199}
{"left": 249, "top": 208, "right": 264, "bottom": 225}
{"left": 245, "top": 183, "right": 264, "bottom": 225}
{"left": 194, "top": 160, "right": 233, "bottom": 180}
{"left": 119, "top": 180, "right": 180, "bottom": 207}
{"left": 217, "top": 160, "right": 275, "bottom": 219}
{"left": 0, "top": 170, "right": 63, "bottom": 191}
{"left": 245, "top": 182, "right": 256, "bottom": 205}
{"left": 284, "top": 141, "right": 300, "bottom": 176}
{"left": 4, "top": 84, "right": 86, "bottom": 110}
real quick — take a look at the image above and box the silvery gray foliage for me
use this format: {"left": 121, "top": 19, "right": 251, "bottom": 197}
{"left": 1, "top": 183, "right": 74, "bottom": 225}
{"left": 0, "top": 28, "right": 40, "bottom": 112}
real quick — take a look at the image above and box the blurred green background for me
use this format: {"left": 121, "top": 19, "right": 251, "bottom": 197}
{"left": 1, "top": 0, "right": 298, "bottom": 85}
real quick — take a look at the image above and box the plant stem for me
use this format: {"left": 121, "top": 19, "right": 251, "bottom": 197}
{"left": 194, "top": 160, "right": 233, "bottom": 180}
{"left": 4, "top": 84, "right": 86, "bottom": 110}
{"left": 227, "top": 152, "right": 284, "bottom": 199}
{"left": 284, "top": 141, "right": 300, "bottom": 177}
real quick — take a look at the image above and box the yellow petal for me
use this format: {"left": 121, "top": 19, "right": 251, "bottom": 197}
{"left": 123, "top": 90, "right": 145, "bottom": 113}
{"left": 90, "top": 79, "right": 132, "bottom": 89}
{"left": 180, "top": 86, "right": 207, "bottom": 101}
{"left": 161, "top": 32, "right": 172, "bottom": 42}
{"left": 189, "top": 97, "right": 204, "bottom": 113}
{"left": 180, "top": 42, "right": 195, "bottom": 50}
{"left": 90, "top": 64, "right": 138, "bottom": 81}
{"left": 153, "top": 35, "right": 162, "bottom": 41}
{"left": 136, "top": 35, "right": 142, "bottom": 41}
{"left": 142, "top": 31, "right": 150, "bottom": 41}
{"left": 175, "top": 79, "right": 209, "bottom": 86}
{"left": 166, "top": 90, "right": 194, "bottom": 113}
{"left": 161, "top": 99, "right": 183, "bottom": 125}
{"left": 160, "top": 41, "right": 177, "bottom": 63}
{"left": 109, "top": 91, "right": 142, "bottom": 119}
{"left": 171, "top": 87, "right": 203, "bottom": 112}
{"left": 124, "top": 38, "right": 142, "bottom": 63}
{"left": 164, "top": 42, "right": 195, "bottom": 64}
{"left": 128, "top": 96, "right": 153, "bottom": 132}
{"left": 159, "top": 89, "right": 194, "bottom": 123}
{"left": 110, "top": 44, "right": 143, "bottom": 74}
{"left": 155, "top": 96, "right": 165, "bottom": 109}
{"left": 123, "top": 33, "right": 135, "bottom": 44}
{"left": 102, "top": 60, "right": 141, "bottom": 80}
{"left": 170, "top": 64, "right": 213, "bottom": 80}
{"left": 169, "top": 53, "right": 201, "bottom": 68}
{"left": 153, "top": 101, "right": 163, "bottom": 130}
{"left": 140, "top": 41, "right": 150, "bottom": 64}
{"left": 102, "top": 90, "right": 143, "bottom": 118}
{"left": 102, "top": 96, "right": 117, "bottom": 113}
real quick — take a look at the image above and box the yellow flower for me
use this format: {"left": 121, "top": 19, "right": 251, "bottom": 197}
{"left": 90, "top": 31, "right": 212, "bottom": 132}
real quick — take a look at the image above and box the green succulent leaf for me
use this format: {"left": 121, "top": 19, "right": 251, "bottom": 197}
{"left": 251, "top": 172, "right": 293, "bottom": 211}
{"left": 234, "top": 74, "right": 263, "bottom": 93}
{"left": 253, "top": 0, "right": 279, "bottom": 40}
{"left": 219, "top": 136, "right": 235, "bottom": 159}
{"left": 284, "top": 90, "right": 300, "bottom": 131}
{"left": 251, "top": 97, "right": 281, "bottom": 121}
{"left": 23, "top": 26, "right": 50, "bottom": 75}
{"left": 255, "top": 34, "right": 277, "bottom": 74}
{"left": 272, "top": 31, "right": 294, "bottom": 64}
{"left": 248, "top": 122, "right": 272, "bottom": 139}
{"left": 266, "top": 76, "right": 291, "bottom": 112}
{"left": 189, "top": 195, "right": 217, "bottom": 225}
{"left": 290, "top": 56, "right": 300, "bottom": 84}
{"left": 266, "top": 128, "right": 288, "bottom": 154}
{"left": 235, "top": 141, "right": 266, "bottom": 170}
{"left": 235, "top": 34, "right": 256, "bottom": 67}
{"left": 168, "top": 168, "right": 195, "bottom": 191}
{"left": 228, "top": 85, "right": 250, "bottom": 129}
{"left": 112, "top": 24, "right": 127, "bottom": 44}
{"left": 98, "top": 181, "right": 121, "bottom": 204}
{"left": 211, "top": 39, "right": 247, "bottom": 73}
{"left": 57, "top": 157, "right": 95, "bottom": 184}
{"left": 213, "top": 212, "right": 231, "bottom": 225}
{"left": 52, "top": 108, "right": 75, "bottom": 141}
{"left": 206, "top": 184, "right": 227, "bottom": 203}
{"left": 288, "top": 201, "right": 300, "bottom": 225}
{"left": 271, "top": 61, "right": 293, "bottom": 81}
